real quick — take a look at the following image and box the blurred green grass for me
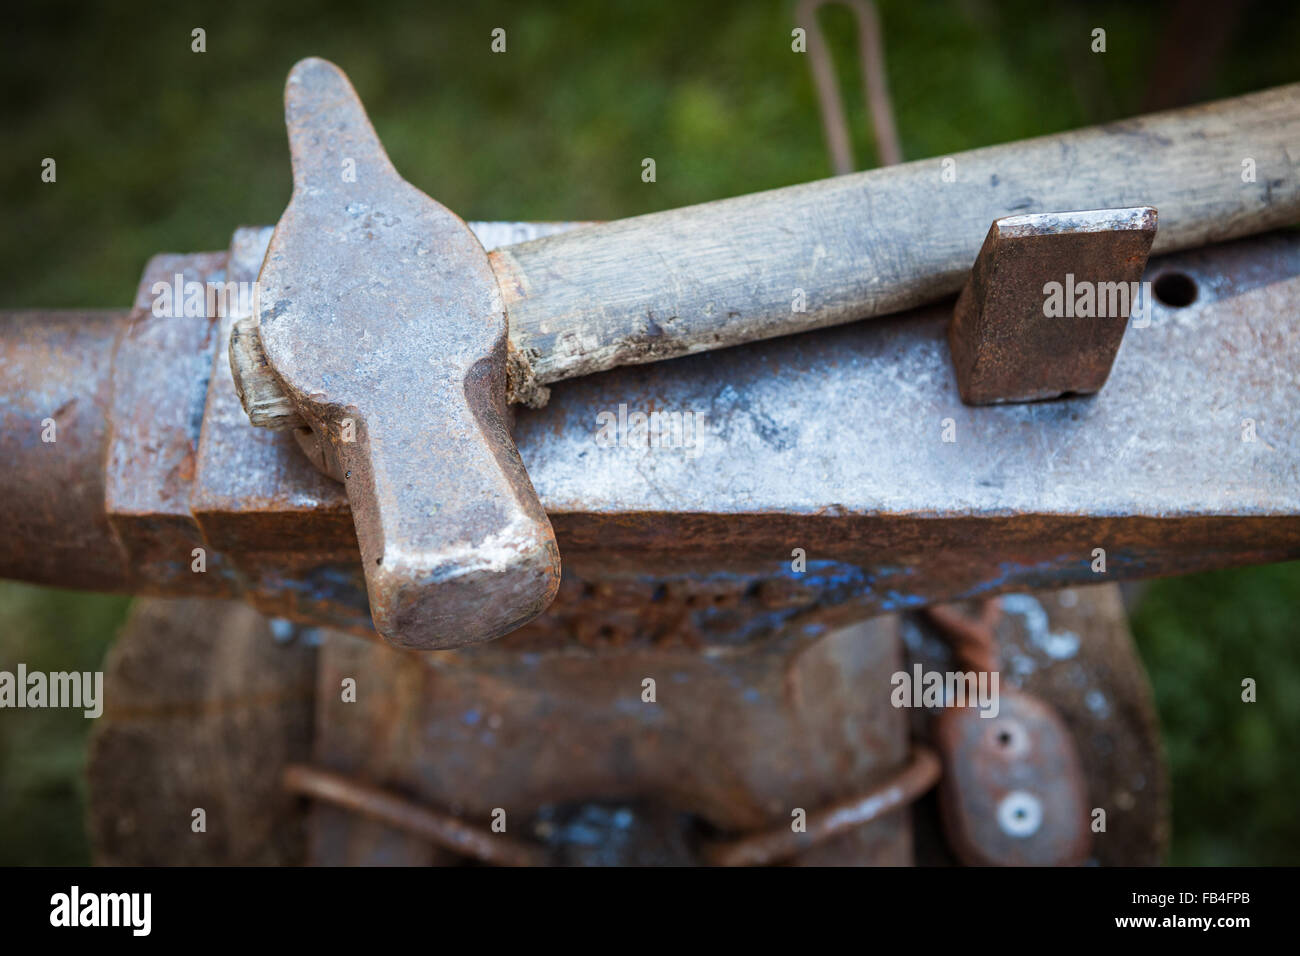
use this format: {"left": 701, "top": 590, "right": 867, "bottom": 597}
{"left": 1130, "top": 563, "right": 1300, "bottom": 866}
{"left": 0, "top": 585, "right": 131, "bottom": 865}
{"left": 2, "top": 0, "right": 1299, "bottom": 864}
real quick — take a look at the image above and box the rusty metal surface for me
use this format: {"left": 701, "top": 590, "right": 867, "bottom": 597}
{"left": 305, "top": 615, "right": 913, "bottom": 865}
{"left": 702, "top": 744, "right": 940, "bottom": 866}
{"left": 949, "top": 207, "right": 1158, "bottom": 404}
{"left": 191, "top": 227, "right": 356, "bottom": 557}
{"left": 283, "top": 764, "right": 546, "bottom": 866}
{"left": 0, "top": 309, "right": 132, "bottom": 590}
{"left": 933, "top": 689, "right": 1091, "bottom": 866}
{"left": 85, "top": 585, "right": 1163, "bottom": 866}
{"left": 87, "top": 598, "right": 315, "bottom": 866}
{"left": 290, "top": 745, "right": 941, "bottom": 867}
{"left": 923, "top": 599, "right": 1002, "bottom": 675}
{"left": 913, "top": 596, "right": 1091, "bottom": 866}
{"left": 253, "top": 58, "right": 559, "bottom": 650}
{"left": 905, "top": 584, "right": 1167, "bottom": 865}
{"left": 105, "top": 251, "right": 236, "bottom": 594}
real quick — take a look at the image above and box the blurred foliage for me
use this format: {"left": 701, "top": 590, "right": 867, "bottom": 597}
{"left": 0, "top": 584, "right": 131, "bottom": 865}
{"left": 1, "top": 0, "right": 1298, "bottom": 863}
{"left": 1130, "top": 563, "right": 1300, "bottom": 866}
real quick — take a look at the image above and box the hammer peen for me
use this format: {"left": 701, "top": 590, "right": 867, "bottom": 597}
{"left": 231, "top": 58, "right": 1300, "bottom": 650}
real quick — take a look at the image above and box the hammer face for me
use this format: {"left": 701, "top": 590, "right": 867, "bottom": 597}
{"left": 253, "top": 57, "right": 559, "bottom": 648}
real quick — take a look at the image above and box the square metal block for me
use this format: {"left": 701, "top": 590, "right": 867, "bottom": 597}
{"left": 949, "top": 207, "right": 1157, "bottom": 404}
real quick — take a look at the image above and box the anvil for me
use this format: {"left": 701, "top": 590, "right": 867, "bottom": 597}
{"left": 1, "top": 225, "right": 1298, "bottom": 644}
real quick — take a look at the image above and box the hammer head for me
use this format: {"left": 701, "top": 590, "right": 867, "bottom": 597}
{"left": 251, "top": 58, "right": 559, "bottom": 648}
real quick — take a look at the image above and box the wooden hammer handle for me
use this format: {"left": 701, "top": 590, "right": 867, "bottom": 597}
{"left": 493, "top": 83, "right": 1300, "bottom": 388}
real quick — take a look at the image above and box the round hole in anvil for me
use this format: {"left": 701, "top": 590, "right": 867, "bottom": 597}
{"left": 1153, "top": 271, "right": 1198, "bottom": 308}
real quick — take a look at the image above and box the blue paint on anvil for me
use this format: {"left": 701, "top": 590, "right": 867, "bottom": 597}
{"left": 1107, "top": 549, "right": 1152, "bottom": 571}
{"left": 461, "top": 708, "right": 481, "bottom": 726}
{"left": 955, "top": 551, "right": 1149, "bottom": 600}
{"left": 271, "top": 563, "right": 369, "bottom": 607}
{"left": 796, "top": 560, "right": 883, "bottom": 590}
{"left": 882, "top": 591, "right": 928, "bottom": 610}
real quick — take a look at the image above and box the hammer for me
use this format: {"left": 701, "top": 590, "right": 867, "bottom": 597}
{"left": 230, "top": 58, "right": 1300, "bottom": 649}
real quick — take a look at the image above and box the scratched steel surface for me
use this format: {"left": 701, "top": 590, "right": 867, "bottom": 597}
{"left": 521, "top": 232, "right": 1300, "bottom": 520}
{"left": 208, "top": 226, "right": 1300, "bottom": 525}
{"left": 497, "top": 231, "right": 1300, "bottom": 634}
{"left": 104, "top": 251, "right": 235, "bottom": 594}
{"left": 192, "top": 226, "right": 352, "bottom": 553}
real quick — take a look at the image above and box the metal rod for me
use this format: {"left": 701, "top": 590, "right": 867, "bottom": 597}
{"left": 798, "top": 0, "right": 903, "bottom": 172}
{"left": 702, "top": 744, "right": 942, "bottom": 866}
{"left": 282, "top": 764, "right": 548, "bottom": 867}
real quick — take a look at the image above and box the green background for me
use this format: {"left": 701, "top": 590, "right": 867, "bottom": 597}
{"left": 2, "top": 0, "right": 1298, "bottom": 864}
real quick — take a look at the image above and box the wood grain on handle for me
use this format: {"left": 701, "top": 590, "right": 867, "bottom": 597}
{"left": 493, "top": 83, "right": 1300, "bottom": 386}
